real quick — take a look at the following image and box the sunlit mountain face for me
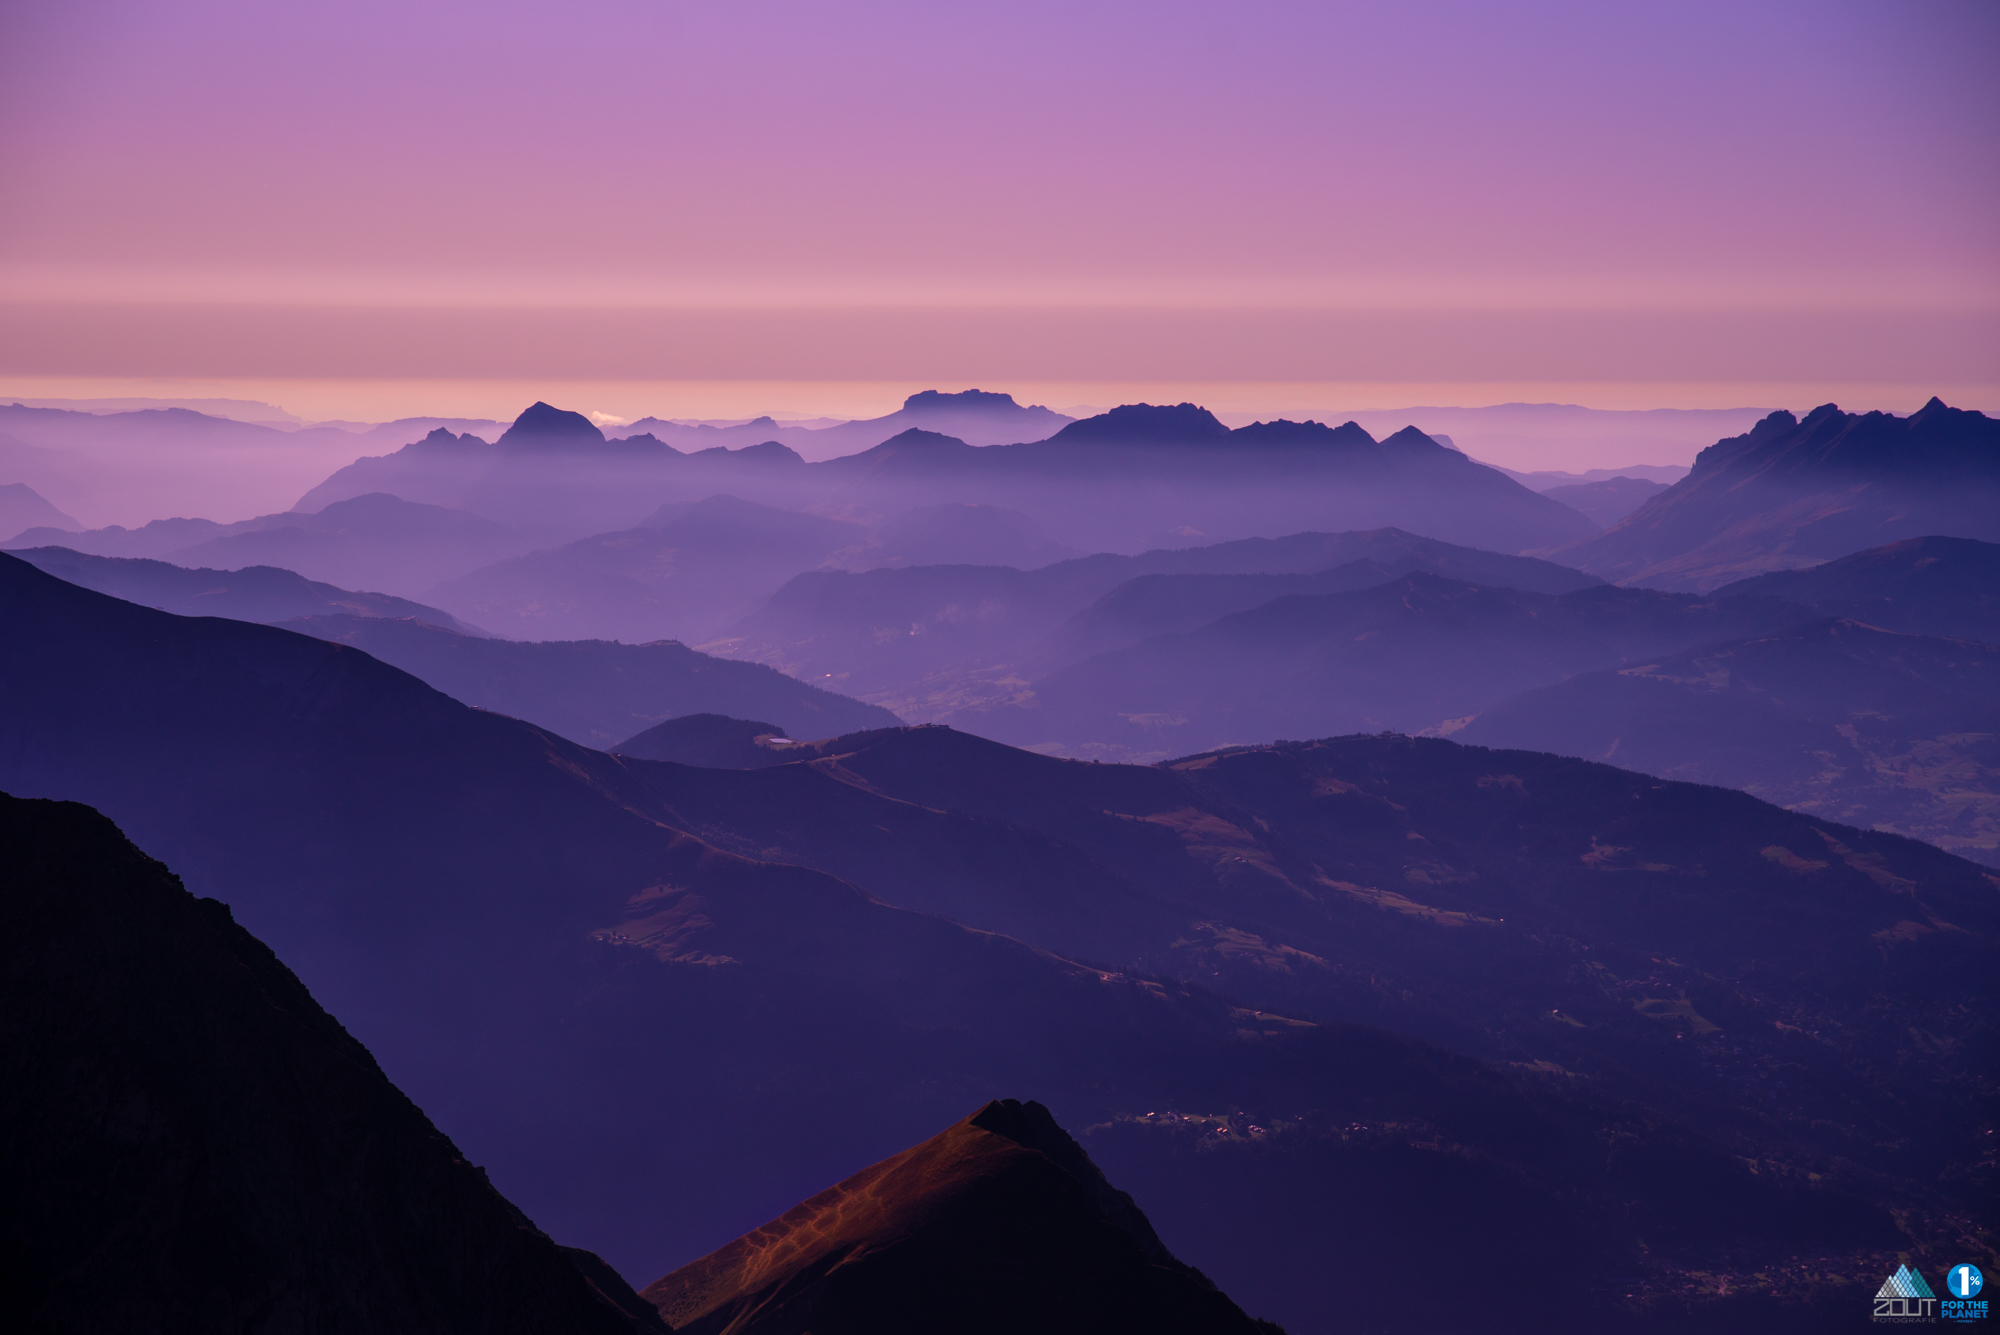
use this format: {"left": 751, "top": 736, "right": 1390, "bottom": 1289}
{"left": 4, "top": 1, "right": 1996, "bottom": 1330}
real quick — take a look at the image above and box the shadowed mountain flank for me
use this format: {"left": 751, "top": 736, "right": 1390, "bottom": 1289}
{"left": 1545, "top": 400, "right": 2000, "bottom": 591}
{"left": 280, "top": 615, "right": 898, "bottom": 748}
{"left": 614, "top": 713, "right": 815, "bottom": 767}
{"left": 643, "top": 1099, "right": 1278, "bottom": 1335}
{"left": 1460, "top": 619, "right": 2000, "bottom": 867}
{"left": 10, "top": 546, "right": 481, "bottom": 633}
{"left": 0, "top": 792, "right": 664, "bottom": 1335}
{"left": 1708, "top": 535, "right": 2000, "bottom": 642}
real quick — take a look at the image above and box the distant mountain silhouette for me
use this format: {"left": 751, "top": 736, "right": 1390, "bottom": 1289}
{"left": 967, "top": 572, "right": 1810, "bottom": 756}
{"left": 3, "top": 550, "right": 1963, "bottom": 1331}
{"left": 430, "top": 494, "right": 866, "bottom": 642}
{"left": 0, "top": 792, "right": 662, "bottom": 1334}
{"left": 8, "top": 491, "right": 532, "bottom": 597}
{"left": 1460, "top": 619, "right": 2000, "bottom": 867}
{"left": 291, "top": 400, "right": 1597, "bottom": 556}
{"left": 716, "top": 528, "right": 1602, "bottom": 707}
{"left": 0, "top": 481, "right": 78, "bottom": 541}
{"left": 1538, "top": 475, "right": 1668, "bottom": 527}
{"left": 1544, "top": 399, "right": 2000, "bottom": 590}
{"left": 643, "top": 1098, "right": 1277, "bottom": 1335}
{"left": 621, "top": 389, "right": 1075, "bottom": 458}
{"left": 1047, "top": 402, "right": 1233, "bottom": 446}
{"left": 10, "top": 547, "right": 481, "bottom": 632}
{"left": 499, "top": 401, "right": 609, "bottom": 447}
{"left": 1033, "top": 543, "right": 1602, "bottom": 669}
{"left": 1708, "top": 535, "right": 2000, "bottom": 641}
{"left": 283, "top": 615, "right": 898, "bottom": 748}
{"left": 169, "top": 492, "right": 530, "bottom": 595}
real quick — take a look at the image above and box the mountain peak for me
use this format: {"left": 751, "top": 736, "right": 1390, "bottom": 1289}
{"left": 903, "top": 389, "right": 1023, "bottom": 413}
{"left": 1381, "top": 425, "right": 1451, "bottom": 451}
{"left": 1051, "top": 403, "right": 1231, "bottom": 446}
{"left": 498, "top": 402, "right": 606, "bottom": 447}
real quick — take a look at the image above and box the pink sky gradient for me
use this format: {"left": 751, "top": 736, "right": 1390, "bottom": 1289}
{"left": 2, "top": 0, "right": 1994, "bottom": 419}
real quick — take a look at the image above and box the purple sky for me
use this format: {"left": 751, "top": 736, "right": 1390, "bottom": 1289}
{"left": 1, "top": 0, "right": 1994, "bottom": 425}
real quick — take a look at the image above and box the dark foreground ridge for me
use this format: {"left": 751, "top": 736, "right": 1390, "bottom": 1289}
{"left": 643, "top": 1098, "right": 1280, "bottom": 1335}
{"left": 0, "top": 792, "right": 665, "bottom": 1335}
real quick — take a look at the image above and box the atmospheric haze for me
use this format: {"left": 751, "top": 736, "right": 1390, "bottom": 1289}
{"left": 3, "top": 3, "right": 1998, "bottom": 1334}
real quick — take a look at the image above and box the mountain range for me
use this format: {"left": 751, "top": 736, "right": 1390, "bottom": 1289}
{"left": 616, "top": 388, "right": 1077, "bottom": 458}
{"left": 6, "top": 491, "right": 533, "bottom": 598}
{"left": 713, "top": 526, "right": 1601, "bottom": 712}
{"left": 4, "top": 550, "right": 1987, "bottom": 1330}
{"left": 8, "top": 545, "right": 483, "bottom": 632}
{"left": 428, "top": 494, "right": 867, "bottom": 642}
{"left": 1545, "top": 399, "right": 2000, "bottom": 590}
{"left": 291, "top": 400, "right": 1598, "bottom": 556}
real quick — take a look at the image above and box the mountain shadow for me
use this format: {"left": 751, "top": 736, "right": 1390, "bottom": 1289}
{"left": 0, "top": 791, "right": 663, "bottom": 1335}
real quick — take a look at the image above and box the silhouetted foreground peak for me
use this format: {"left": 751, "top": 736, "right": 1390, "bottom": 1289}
{"left": 0, "top": 792, "right": 664, "bottom": 1335}
{"left": 642, "top": 1098, "right": 1278, "bottom": 1335}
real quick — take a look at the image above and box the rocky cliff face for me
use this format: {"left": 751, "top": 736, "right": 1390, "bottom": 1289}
{"left": 642, "top": 1099, "right": 1279, "bottom": 1335}
{"left": 0, "top": 791, "right": 664, "bottom": 1335}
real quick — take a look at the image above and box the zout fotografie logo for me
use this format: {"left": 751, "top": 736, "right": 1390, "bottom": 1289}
{"left": 1876, "top": 1265, "right": 1937, "bottom": 1323}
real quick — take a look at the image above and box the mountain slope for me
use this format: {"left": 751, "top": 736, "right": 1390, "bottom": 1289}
{"left": 1459, "top": 619, "right": 2000, "bottom": 867}
{"left": 716, "top": 528, "right": 1600, "bottom": 708}
{"left": 1708, "top": 535, "right": 2000, "bottom": 641}
{"left": 283, "top": 614, "right": 898, "bottom": 747}
{"left": 1545, "top": 399, "right": 2000, "bottom": 590}
{"left": 0, "top": 481, "right": 78, "bottom": 540}
{"left": 0, "top": 792, "right": 661, "bottom": 1335}
{"left": 432, "top": 495, "right": 864, "bottom": 642}
{"left": 643, "top": 1099, "right": 1276, "bottom": 1335}
{"left": 0, "top": 550, "right": 1948, "bottom": 1333}
{"left": 967, "top": 572, "right": 1807, "bottom": 757}
{"left": 8, "top": 491, "right": 532, "bottom": 596}
{"left": 10, "top": 546, "right": 481, "bottom": 632}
